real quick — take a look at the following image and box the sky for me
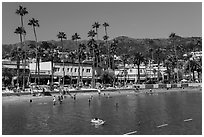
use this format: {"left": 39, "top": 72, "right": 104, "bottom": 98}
{"left": 2, "top": 2, "right": 202, "bottom": 44}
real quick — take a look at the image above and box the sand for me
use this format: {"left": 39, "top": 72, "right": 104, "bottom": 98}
{"left": 2, "top": 87, "right": 201, "bottom": 104}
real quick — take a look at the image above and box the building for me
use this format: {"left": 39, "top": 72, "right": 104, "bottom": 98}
{"left": 29, "top": 61, "right": 95, "bottom": 85}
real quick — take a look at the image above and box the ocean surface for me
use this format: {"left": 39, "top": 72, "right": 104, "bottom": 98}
{"left": 2, "top": 90, "right": 202, "bottom": 135}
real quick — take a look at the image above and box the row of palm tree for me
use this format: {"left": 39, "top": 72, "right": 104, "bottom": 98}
{"left": 12, "top": 5, "right": 201, "bottom": 90}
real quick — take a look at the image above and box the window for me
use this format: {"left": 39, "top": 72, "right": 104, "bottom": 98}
{"left": 54, "top": 68, "right": 60, "bottom": 72}
{"left": 130, "top": 69, "right": 132, "bottom": 73}
{"left": 86, "top": 69, "right": 91, "bottom": 73}
{"left": 75, "top": 68, "right": 77, "bottom": 72}
{"left": 82, "top": 68, "right": 84, "bottom": 72}
{"left": 70, "top": 68, "right": 73, "bottom": 72}
{"left": 67, "top": 68, "right": 70, "bottom": 72}
{"left": 140, "top": 69, "right": 143, "bottom": 73}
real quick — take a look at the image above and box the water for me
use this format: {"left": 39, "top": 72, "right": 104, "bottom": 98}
{"left": 2, "top": 90, "right": 202, "bottom": 135}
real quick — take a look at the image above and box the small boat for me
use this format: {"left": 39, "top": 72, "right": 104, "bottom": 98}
{"left": 91, "top": 118, "right": 105, "bottom": 125}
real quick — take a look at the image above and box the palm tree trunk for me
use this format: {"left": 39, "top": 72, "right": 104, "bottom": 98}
{"left": 137, "top": 64, "right": 140, "bottom": 84}
{"left": 33, "top": 26, "right": 39, "bottom": 85}
{"left": 157, "top": 62, "right": 160, "bottom": 82}
{"left": 20, "top": 15, "right": 26, "bottom": 90}
{"left": 51, "top": 52, "right": 54, "bottom": 91}
{"left": 92, "top": 49, "right": 95, "bottom": 88}
{"left": 37, "top": 57, "right": 40, "bottom": 84}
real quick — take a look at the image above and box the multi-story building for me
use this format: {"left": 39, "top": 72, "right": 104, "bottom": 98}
{"left": 29, "top": 61, "right": 95, "bottom": 85}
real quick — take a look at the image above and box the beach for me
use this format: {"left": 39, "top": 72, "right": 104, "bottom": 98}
{"left": 2, "top": 87, "right": 201, "bottom": 104}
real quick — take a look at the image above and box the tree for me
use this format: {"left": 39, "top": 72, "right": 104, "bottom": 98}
{"left": 28, "top": 18, "right": 40, "bottom": 84}
{"left": 131, "top": 52, "right": 145, "bottom": 84}
{"left": 72, "top": 33, "right": 81, "bottom": 86}
{"left": 87, "top": 30, "right": 97, "bottom": 88}
{"left": 103, "top": 22, "right": 110, "bottom": 68}
{"left": 16, "top": 5, "right": 28, "bottom": 90}
{"left": 154, "top": 48, "right": 166, "bottom": 82}
{"left": 78, "top": 43, "right": 86, "bottom": 82}
{"left": 40, "top": 41, "right": 58, "bottom": 90}
{"left": 14, "top": 27, "right": 26, "bottom": 88}
{"left": 184, "top": 59, "right": 201, "bottom": 82}
{"left": 92, "top": 22, "right": 101, "bottom": 69}
{"left": 57, "top": 32, "right": 67, "bottom": 87}
{"left": 68, "top": 51, "right": 76, "bottom": 85}
{"left": 120, "top": 53, "right": 129, "bottom": 85}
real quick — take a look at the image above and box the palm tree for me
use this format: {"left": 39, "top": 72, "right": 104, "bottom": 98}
{"left": 154, "top": 48, "right": 165, "bottom": 83}
{"left": 16, "top": 5, "right": 28, "bottom": 90}
{"left": 57, "top": 32, "right": 67, "bottom": 87}
{"left": 92, "top": 22, "right": 100, "bottom": 40}
{"left": 92, "top": 22, "right": 100, "bottom": 69}
{"left": 169, "top": 32, "right": 179, "bottom": 83}
{"left": 87, "top": 30, "right": 97, "bottom": 88}
{"left": 185, "top": 59, "right": 201, "bottom": 82}
{"left": 103, "top": 22, "right": 110, "bottom": 68}
{"left": 28, "top": 18, "right": 40, "bottom": 85}
{"left": 68, "top": 51, "right": 76, "bottom": 86}
{"left": 14, "top": 27, "right": 26, "bottom": 89}
{"left": 40, "top": 42, "right": 58, "bottom": 90}
{"left": 78, "top": 43, "right": 86, "bottom": 83}
{"left": 131, "top": 52, "right": 145, "bottom": 84}
{"left": 120, "top": 53, "right": 129, "bottom": 85}
{"left": 72, "top": 33, "right": 81, "bottom": 86}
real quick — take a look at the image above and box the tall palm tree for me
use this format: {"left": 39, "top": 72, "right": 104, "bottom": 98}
{"left": 120, "top": 53, "right": 129, "bottom": 85}
{"left": 87, "top": 30, "right": 97, "bottom": 88}
{"left": 57, "top": 32, "right": 67, "bottom": 87}
{"left": 28, "top": 18, "right": 40, "bottom": 85}
{"left": 154, "top": 48, "right": 165, "bottom": 83}
{"left": 14, "top": 27, "right": 26, "bottom": 89}
{"left": 92, "top": 22, "right": 100, "bottom": 40}
{"left": 103, "top": 22, "right": 110, "bottom": 68}
{"left": 78, "top": 43, "right": 86, "bottom": 83}
{"left": 72, "top": 33, "right": 81, "bottom": 86}
{"left": 92, "top": 22, "right": 100, "bottom": 69}
{"left": 16, "top": 5, "right": 28, "bottom": 90}
{"left": 169, "top": 32, "right": 179, "bottom": 83}
{"left": 131, "top": 52, "right": 145, "bottom": 84}
{"left": 68, "top": 51, "right": 76, "bottom": 86}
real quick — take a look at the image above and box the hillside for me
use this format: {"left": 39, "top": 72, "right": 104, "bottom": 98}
{"left": 2, "top": 35, "right": 202, "bottom": 59}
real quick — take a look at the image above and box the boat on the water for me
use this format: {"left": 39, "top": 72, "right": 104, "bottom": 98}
{"left": 91, "top": 118, "right": 105, "bottom": 125}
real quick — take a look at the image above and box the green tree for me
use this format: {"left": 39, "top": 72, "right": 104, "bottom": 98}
{"left": 72, "top": 33, "right": 81, "bottom": 86}
{"left": 87, "top": 30, "right": 97, "bottom": 88}
{"left": 14, "top": 27, "right": 26, "bottom": 88}
{"left": 103, "top": 22, "right": 110, "bottom": 68}
{"left": 57, "top": 32, "right": 67, "bottom": 87}
{"left": 16, "top": 5, "right": 28, "bottom": 90}
{"left": 154, "top": 48, "right": 166, "bottom": 83}
{"left": 131, "top": 52, "right": 145, "bottom": 84}
{"left": 28, "top": 18, "right": 40, "bottom": 84}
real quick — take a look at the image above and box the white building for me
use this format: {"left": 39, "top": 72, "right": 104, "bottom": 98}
{"left": 29, "top": 61, "right": 95, "bottom": 85}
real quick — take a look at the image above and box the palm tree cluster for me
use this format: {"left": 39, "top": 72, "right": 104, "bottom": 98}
{"left": 7, "top": 5, "right": 201, "bottom": 90}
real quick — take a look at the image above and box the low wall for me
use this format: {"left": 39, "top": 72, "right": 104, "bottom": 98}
{"left": 2, "top": 83, "right": 201, "bottom": 96}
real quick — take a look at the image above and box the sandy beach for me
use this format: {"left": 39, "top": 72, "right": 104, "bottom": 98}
{"left": 2, "top": 87, "right": 201, "bottom": 104}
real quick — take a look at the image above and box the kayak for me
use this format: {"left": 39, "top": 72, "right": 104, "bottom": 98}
{"left": 91, "top": 119, "right": 105, "bottom": 125}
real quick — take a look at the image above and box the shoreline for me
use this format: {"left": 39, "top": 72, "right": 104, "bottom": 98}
{"left": 2, "top": 87, "right": 201, "bottom": 104}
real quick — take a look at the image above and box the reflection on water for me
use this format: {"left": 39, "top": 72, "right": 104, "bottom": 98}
{"left": 2, "top": 91, "right": 202, "bottom": 135}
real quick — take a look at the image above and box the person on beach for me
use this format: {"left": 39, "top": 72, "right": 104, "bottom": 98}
{"left": 98, "top": 89, "right": 101, "bottom": 96}
{"left": 53, "top": 96, "right": 56, "bottom": 105}
{"left": 58, "top": 96, "right": 62, "bottom": 104}
{"left": 73, "top": 94, "right": 76, "bottom": 100}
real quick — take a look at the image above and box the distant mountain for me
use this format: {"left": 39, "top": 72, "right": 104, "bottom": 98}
{"left": 2, "top": 35, "right": 202, "bottom": 59}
